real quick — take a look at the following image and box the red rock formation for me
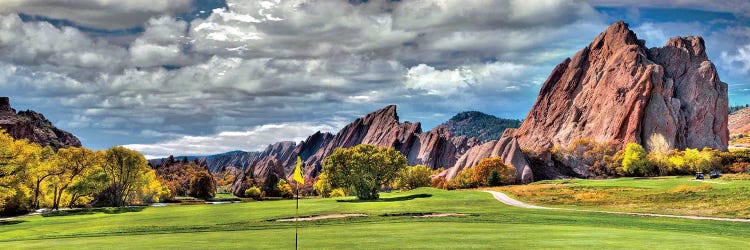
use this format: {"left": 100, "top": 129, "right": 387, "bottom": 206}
{"left": 514, "top": 21, "right": 728, "bottom": 156}
{"left": 442, "top": 129, "right": 533, "bottom": 183}
{"left": 230, "top": 105, "right": 481, "bottom": 195}
{"left": 299, "top": 105, "right": 479, "bottom": 179}
{"left": 729, "top": 107, "right": 750, "bottom": 135}
{"left": 231, "top": 141, "right": 296, "bottom": 196}
{"left": 0, "top": 97, "right": 81, "bottom": 149}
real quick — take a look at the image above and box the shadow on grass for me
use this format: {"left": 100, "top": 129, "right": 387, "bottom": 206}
{"left": 0, "top": 220, "right": 24, "bottom": 225}
{"left": 42, "top": 206, "right": 146, "bottom": 217}
{"left": 336, "top": 193, "right": 432, "bottom": 203}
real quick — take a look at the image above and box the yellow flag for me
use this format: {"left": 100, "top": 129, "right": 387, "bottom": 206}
{"left": 294, "top": 156, "right": 304, "bottom": 184}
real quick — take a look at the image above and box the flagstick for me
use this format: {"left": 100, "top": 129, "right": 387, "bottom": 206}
{"left": 295, "top": 182, "right": 299, "bottom": 250}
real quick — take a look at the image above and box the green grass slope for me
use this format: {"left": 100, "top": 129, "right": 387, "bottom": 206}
{"left": 1, "top": 188, "right": 750, "bottom": 249}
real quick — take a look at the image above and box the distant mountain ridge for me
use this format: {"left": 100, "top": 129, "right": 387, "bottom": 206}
{"left": 148, "top": 150, "right": 251, "bottom": 172}
{"left": 0, "top": 97, "right": 81, "bottom": 149}
{"left": 441, "top": 111, "right": 521, "bottom": 142}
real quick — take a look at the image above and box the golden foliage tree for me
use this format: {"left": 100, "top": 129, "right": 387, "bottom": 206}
{"left": 471, "top": 157, "right": 516, "bottom": 186}
{"left": 101, "top": 146, "right": 152, "bottom": 207}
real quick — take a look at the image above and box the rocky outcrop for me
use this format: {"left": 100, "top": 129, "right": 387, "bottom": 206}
{"left": 298, "top": 105, "right": 479, "bottom": 180}
{"left": 0, "top": 97, "right": 81, "bottom": 149}
{"left": 729, "top": 106, "right": 750, "bottom": 135}
{"left": 230, "top": 105, "right": 481, "bottom": 195}
{"left": 514, "top": 21, "right": 728, "bottom": 157}
{"left": 442, "top": 129, "right": 533, "bottom": 183}
{"left": 230, "top": 141, "right": 296, "bottom": 196}
{"left": 204, "top": 151, "right": 262, "bottom": 173}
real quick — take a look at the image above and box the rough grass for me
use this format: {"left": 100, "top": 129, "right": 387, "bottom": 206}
{"left": 2, "top": 187, "right": 750, "bottom": 249}
{"left": 494, "top": 175, "right": 750, "bottom": 218}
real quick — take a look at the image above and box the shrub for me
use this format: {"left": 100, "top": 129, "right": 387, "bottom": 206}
{"left": 729, "top": 162, "right": 750, "bottom": 173}
{"left": 716, "top": 149, "right": 750, "bottom": 173}
{"left": 276, "top": 179, "right": 294, "bottom": 199}
{"left": 330, "top": 188, "right": 346, "bottom": 198}
{"left": 188, "top": 170, "right": 216, "bottom": 200}
{"left": 313, "top": 173, "right": 332, "bottom": 198}
{"left": 552, "top": 138, "right": 622, "bottom": 177}
{"left": 622, "top": 143, "right": 656, "bottom": 176}
{"left": 430, "top": 176, "right": 448, "bottom": 189}
{"left": 394, "top": 165, "right": 432, "bottom": 190}
{"left": 244, "top": 186, "right": 262, "bottom": 200}
{"left": 450, "top": 168, "right": 476, "bottom": 189}
{"left": 682, "top": 148, "right": 715, "bottom": 173}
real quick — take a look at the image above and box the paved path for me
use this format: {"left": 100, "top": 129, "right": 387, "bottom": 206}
{"left": 483, "top": 190, "right": 750, "bottom": 223}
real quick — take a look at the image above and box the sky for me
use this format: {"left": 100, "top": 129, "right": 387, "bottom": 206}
{"left": 0, "top": 0, "right": 749, "bottom": 158}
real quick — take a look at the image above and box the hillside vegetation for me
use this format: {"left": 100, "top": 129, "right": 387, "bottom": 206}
{"left": 441, "top": 111, "right": 521, "bottom": 142}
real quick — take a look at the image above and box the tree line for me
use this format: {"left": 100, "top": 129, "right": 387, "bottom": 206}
{"left": 0, "top": 129, "right": 169, "bottom": 215}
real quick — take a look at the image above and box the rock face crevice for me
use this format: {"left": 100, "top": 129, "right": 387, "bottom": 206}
{"left": 514, "top": 21, "right": 728, "bottom": 159}
{"left": 0, "top": 97, "right": 81, "bottom": 149}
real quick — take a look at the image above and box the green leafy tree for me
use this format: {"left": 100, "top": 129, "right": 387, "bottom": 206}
{"left": 393, "top": 165, "right": 432, "bottom": 190}
{"left": 67, "top": 169, "right": 108, "bottom": 208}
{"left": 487, "top": 170, "right": 501, "bottom": 186}
{"left": 322, "top": 144, "right": 407, "bottom": 200}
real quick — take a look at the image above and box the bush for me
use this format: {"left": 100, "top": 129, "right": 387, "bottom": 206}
{"left": 430, "top": 176, "right": 448, "bottom": 190}
{"left": 188, "top": 170, "right": 216, "bottom": 200}
{"left": 682, "top": 148, "right": 716, "bottom": 173}
{"left": 244, "top": 186, "right": 262, "bottom": 200}
{"left": 394, "top": 165, "right": 432, "bottom": 190}
{"left": 276, "top": 179, "right": 294, "bottom": 199}
{"left": 622, "top": 143, "right": 656, "bottom": 176}
{"left": 449, "top": 168, "right": 476, "bottom": 189}
{"left": 313, "top": 173, "right": 332, "bottom": 198}
{"left": 729, "top": 162, "right": 750, "bottom": 173}
{"left": 471, "top": 157, "right": 516, "bottom": 186}
{"left": 330, "top": 188, "right": 346, "bottom": 198}
{"left": 552, "top": 138, "right": 622, "bottom": 177}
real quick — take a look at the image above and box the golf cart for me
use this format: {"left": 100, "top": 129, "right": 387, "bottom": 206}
{"left": 695, "top": 172, "right": 704, "bottom": 180}
{"left": 709, "top": 170, "right": 722, "bottom": 179}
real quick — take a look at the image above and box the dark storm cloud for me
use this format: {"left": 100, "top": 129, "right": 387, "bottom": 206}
{"left": 0, "top": 0, "right": 747, "bottom": 157}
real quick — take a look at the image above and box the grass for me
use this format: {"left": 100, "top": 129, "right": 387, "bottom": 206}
{"left": 2, "top": 187, "right": 750, "bottom": 249}
{"left": 494, "top": 175, "right": 750, "bottom": 218}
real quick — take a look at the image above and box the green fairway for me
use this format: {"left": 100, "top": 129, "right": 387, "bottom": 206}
{"left": 2, "top": 187, "right": 750, "bottom": 249}
{"left": 495, "top": 175, "right": 750, "bottom": 218}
